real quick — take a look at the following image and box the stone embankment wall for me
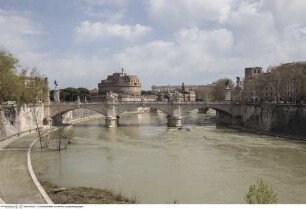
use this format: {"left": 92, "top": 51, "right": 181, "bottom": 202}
{"left": 0, "top": 105, "right": 100, "bottom": 141}
{"left": 61, "top": 109, "right": 101, "bottom": 123}
{"left": 241, "top": 104, "right": 306, "bottom": 136}
{"left": 0, "top": 104, "right": 45, "bottom": 141}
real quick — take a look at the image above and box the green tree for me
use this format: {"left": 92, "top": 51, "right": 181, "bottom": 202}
{"left": 0, "top": 47, "right": 24, "bottom": 103}
{"left": 245, "top": 179, "right": 278, "bottom": 204}
{"left": 60, "top": 87, "right": 79, "bottom": 101}
{"left": 60, "top": 87, "right": 91, "bottom": 102}
{"left": 19, "top": 68, "right": 49, "bottom": 104}
{"left": 77, "top": 87, "right": 90, "bottom": 101}
{"left": 0, "top": 48, "right": 48, "bottom": 105}
{"left": 210, "top": 78, "right": 234, "bottom": 101}
{"left": 141, "top": 90, "right": 152, "bottom": 95}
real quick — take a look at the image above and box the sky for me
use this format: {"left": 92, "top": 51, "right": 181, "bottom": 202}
{"left": 1, "top": 0, "right": 306, "bottom": 90}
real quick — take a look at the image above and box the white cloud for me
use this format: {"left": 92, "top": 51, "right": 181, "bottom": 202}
{"left": 263, "top": 0, "right": 306, "bottom": 27}
{"left": 226, "top": 1, "right": 279, "bottom": 54}
{"left": 223, "top": 0, "right": 306, "bottom": 66}
{"left": 176, "top": 28, "right": 234, "bottom": 53}
{"left": 147, "top": 0, "right": 232, "bottom": 27}
{"left": 42, "top": 28, "right": 235, "bottom": 89}
{"left": 0, "top": 10, "right": 41, "bottom": 48}
{"left": 109, "top": 28, "right": 237, "bottom": 86}
{"left": 76, "top": 0, "right": 127, "bottom": 21}
{"left": 82, "top": 0, "right": 127, "bottom": 7}
{"left": 0, "top": 9, "right": 45, "bottom": 68}
{"left": 4, "top": 0, "right": 306, "bottom": 89}
{"left": 81, "top": 7, "right": 126, "bottom": 22}
{"left": 75, "top": 21, "right": 152, "bottom": 43}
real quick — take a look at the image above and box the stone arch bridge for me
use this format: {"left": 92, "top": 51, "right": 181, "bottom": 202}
{"left": 48, "top": 101, "right": 241, "bottom": 127}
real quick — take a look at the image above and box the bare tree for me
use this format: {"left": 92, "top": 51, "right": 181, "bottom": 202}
{"left": 52, "top": 103, "right": 72, "bottom": 152}
{"left": 0, "top": 108, "right": 7, "bottom": 141}
{"left": 31, "top": 104, "right": 44, "bottom": 149}
{"left": 210, "top": 78, "right": 234, "bottom": 101}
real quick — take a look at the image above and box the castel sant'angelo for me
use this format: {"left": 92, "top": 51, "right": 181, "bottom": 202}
{"left": 91, "top": 69, "right": 142, "bottom": 101}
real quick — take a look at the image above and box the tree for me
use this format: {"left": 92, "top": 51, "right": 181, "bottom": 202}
{"left": 0, "top": 47, "right": 24, "bottom": 104}
{"left": 19, "top": 68, "right": 49, "bottom": 104}
{"left": 141, "top": 90, "right": 152, "bottom": 95}
{"left": 0, "top": 107, "right": 7, "bottom": 140}
{"left": 31, "top": 104, "right": 44, "bottom": 149}
{"left": 210, "top": 78, "right": 234, "bottom": 101}
{"left": 77, "top": 87, "right": 91, "bottom": 101}
{"left": 245, "top": 179, "right": 278, "bottom": 204}
{"left": 0, "top": 48, "right": 48, "bottom": 105}
{"left": 60, "top": 87, "right": 91, "bottom": 102}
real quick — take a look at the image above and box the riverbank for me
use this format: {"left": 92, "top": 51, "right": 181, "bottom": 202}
{"left": 40, "top": 181, "right": 136, "bottom": 204}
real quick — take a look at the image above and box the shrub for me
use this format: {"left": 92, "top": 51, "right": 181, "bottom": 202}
{"left": 245, "top": 179, "right": 278, "bottom": 204}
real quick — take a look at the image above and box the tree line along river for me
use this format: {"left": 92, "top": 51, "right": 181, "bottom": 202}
{"left": 32, "top": 110, "right": 306, "bottom": 203}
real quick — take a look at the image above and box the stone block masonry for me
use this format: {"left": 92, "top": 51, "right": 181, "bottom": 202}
{"left": 241, "top": 104, "right": 306, "bottom": 137}
{"left": 0, "top": 105, "right": 99, "bottom": 141}
{"left": 0, "top": 104, "right": 44, "bottom": 141}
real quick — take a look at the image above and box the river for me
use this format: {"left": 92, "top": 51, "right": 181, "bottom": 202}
{"left": 32, "top": 110, "right": 306, "bottom": 203}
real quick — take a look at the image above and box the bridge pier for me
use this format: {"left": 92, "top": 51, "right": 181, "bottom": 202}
{"left": 105, "top": 117, "right": 118, "bottom": 128}
{"left": 167, "top": 115, "right": 182, "bottom": 127}
{"left": 52, "top": 115, "right": 63, "bottom": 126}
{"left": 104, "top": 102, "right": 118, "bottom": 128}
{"left": 116, "top": 116, "right": 120, "bottom": 127}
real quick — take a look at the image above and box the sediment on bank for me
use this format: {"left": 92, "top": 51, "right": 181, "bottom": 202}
{"left": 40, "top": 181, "right": 136, "bottom": 204}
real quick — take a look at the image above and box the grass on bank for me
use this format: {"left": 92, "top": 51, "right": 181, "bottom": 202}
{"left": 41, "top": 181, "right": 137, "bottom": 204}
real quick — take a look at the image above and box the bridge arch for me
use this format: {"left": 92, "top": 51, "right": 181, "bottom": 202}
{"left": 50, "top": 104, "right": 108, "bottom": 122}
{"left": 180, "top": 104, "right": 235, "bottom": 117}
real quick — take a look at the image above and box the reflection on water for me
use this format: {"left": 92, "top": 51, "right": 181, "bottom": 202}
{"left": 32, "top": 110, "right": 306, "bottom": 203}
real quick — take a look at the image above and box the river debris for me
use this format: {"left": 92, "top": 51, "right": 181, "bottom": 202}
{"left": 51, "top": 188, "right": 67, "bottom": 194}
{"left": 178, "top": 127, "right": 191, "bottom": 131}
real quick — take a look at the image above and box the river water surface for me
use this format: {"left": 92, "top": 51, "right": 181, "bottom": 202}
{"left": 32, "top": 111, "right": 306, "bottom": 203}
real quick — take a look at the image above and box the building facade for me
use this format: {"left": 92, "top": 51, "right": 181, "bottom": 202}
{"left": 242, "top": 62, "right": 306, "bottom": 103}
{"left": 151, "top": 83, "right": 196, "bottom": 102}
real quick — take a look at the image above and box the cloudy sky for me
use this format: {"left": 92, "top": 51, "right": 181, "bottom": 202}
{"left": 1, "top": 0, "right": 306, "bottom": 89}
